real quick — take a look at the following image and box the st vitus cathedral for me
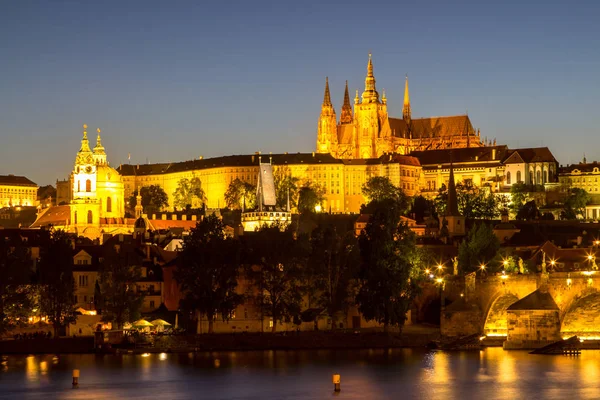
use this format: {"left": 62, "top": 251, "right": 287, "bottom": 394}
{"left": 316, "top": 54, "right": 484, "bottom": 159}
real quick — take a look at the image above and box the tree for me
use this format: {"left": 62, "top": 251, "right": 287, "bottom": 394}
{"left": 509, "top": 183, "right": 528, "bottom": 217}
{"left": 0, "top": 235, "right": 35, "bottom": 334}
{"left": 361, "top": 177, "right": 410, "bottom": 215}
{"left": 516, "top": 200, "right": 540, "bottom": 221}
{"left": 457, "top": 223, "right": 500, "bottom": 274}
{"left": 561, "top": 188, "right": 590, "bottom": 220}
{"left": 411, "top": 195, "right": 436, "bottom": 222}
{"left": 99, "top": 245, "right": 144, "bottom": 329}
{"left": 356, "top": 198, "right": 423, "bottom": 333}
{"left": 175, "top": 214, "right": 243, "bottom": 334}
{"left": 273, "top": 166, "right": 299, "bottom": 210}
{"left": 436, "top": 181, "right": 501, "bottom": 220}
{"left": 173, "top": 177, "right": 207, "bottom": 210}
{"left": 38, "top": 230, "right": 77, "bottom": 337}
{"left": 128, "top": 185, "right": 169, "bottom": 214}
{"left": 224, "top": 179, "right": 256, "bottom": 210}
{"left": 307, "top": 225, "right": 359, "bottom": 328}
{"left": 245, "top": 225, "right": 307, "bottom": 332}
{"left": 434, "top": 184, "right": 448, "bottom": 216}
{"left": 297, "top": 183, "right": 326, "bottom": 215}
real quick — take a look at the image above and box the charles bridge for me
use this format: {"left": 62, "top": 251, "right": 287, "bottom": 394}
{"left": 425, "top": 270, "right": 600, "bottom": 345}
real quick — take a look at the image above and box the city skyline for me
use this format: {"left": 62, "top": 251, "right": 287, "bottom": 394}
{"left": 2, "top": 0, "right": 599, "bottom": 185}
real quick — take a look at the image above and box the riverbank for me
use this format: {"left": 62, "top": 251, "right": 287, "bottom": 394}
{"left": 0, "top": 325, "right": 440, "bottom": 355}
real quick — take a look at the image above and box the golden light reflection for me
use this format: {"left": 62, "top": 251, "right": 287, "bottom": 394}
{"left": 25, "top": 356, "right": 38, "bottom": 382}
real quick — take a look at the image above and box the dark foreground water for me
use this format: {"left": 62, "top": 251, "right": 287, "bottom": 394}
{"left": 1, "top": 348, "right": 599, "bottom": 399}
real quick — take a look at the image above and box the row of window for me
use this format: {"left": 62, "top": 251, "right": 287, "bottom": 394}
{"left": 74, "top": 210, "right": 94, "bottom": 224}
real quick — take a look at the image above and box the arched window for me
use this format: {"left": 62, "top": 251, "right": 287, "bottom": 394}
{"left": 74, "top": 211, "right": 77, "bottom": 224}
{"left": 530, "top": 170, "right": 534, "bottom": 184}
{"left": 77, "top": 181, "right": 80, "bottom": 192}
{"left": 107, "top": 197, "right": 112, "bottom": 212}
{"left": 536, "top": 171, "right": 541, "bottom": 185}
{"left": 86, "top": 179, "right": 91, "bottom": 192}
{"left": 516, "top": 171, "right": 522, "bottom": 183}
{"left": 544, "top": 170, "right": 548, "bottom": 184}
{"left": 506, "top": 171, "right": 511, "bottom": 185}
{"left": 87, "top": 210, "right": 93, "bottom": 224}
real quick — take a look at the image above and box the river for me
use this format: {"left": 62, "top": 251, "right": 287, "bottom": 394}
{"left": 0, "top": 348, "right": 598, "bottom": 399}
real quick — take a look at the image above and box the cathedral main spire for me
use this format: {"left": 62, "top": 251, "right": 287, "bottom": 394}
{"left": 402, "top": 74, "right": 411, "bottom": 122}
{"left": 323, "top": 77, "right": 332, "bottom": 107}
{"left": 361, "top": 53, "right": 379, "bottom": 104}
{"left": 340, "top": 80, "right": 353, "bottom": 124}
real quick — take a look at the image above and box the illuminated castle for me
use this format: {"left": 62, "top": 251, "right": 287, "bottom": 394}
{"left": 316, "top": 54, "right": 484, "bottom": 159}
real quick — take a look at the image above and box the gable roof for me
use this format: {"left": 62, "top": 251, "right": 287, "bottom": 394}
{"left": 411, "top": 146, "right": 508, "bottom": 167}
{"left": 507, "top": 290, "right": 559, "bottom": 311}
{"left": 504, "top": 148, "right": 556, "bottom": 164}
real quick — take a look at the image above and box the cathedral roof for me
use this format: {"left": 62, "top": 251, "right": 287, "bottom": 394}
{"left": 0, "top": 175, "right": 37, "bottom": 187}
{"left": 411, "top": 146, "right": 508, "bottom": 167}
{"left": 389, "top": 115, "right": 475, "bottom": 139}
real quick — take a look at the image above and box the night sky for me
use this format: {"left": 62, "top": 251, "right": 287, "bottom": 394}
{"left": 1, "top": 0, "right": 599, "bottom": 185}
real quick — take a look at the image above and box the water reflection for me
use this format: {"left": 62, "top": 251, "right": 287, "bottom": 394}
{"left": 3, "top": 349, "right": 600, "bottom": 399}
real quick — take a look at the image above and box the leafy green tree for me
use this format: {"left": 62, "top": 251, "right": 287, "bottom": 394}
{"left": 561, "top": 188, "right": 590, "bottom": 220}
{"left": 434, "top": 184, "right": 448, "bottom": 216}
{"left": 436, "top": 181, "right": 500, "bottom": 220}
{"left": 509, "top": 183, "right": 528, "bottom": 217}
{"left": 361, "top": 177, "right": 410, "bottom": 215}
{"left": 224, "top": 179, "right": 256, "bottom": 210}
{"left": 356, "top": 198, "right": 423, "bottom": 333}
{"left": 245, "top": 225, "right": 307, "bottom": 332}
{"left": 175, "top": 215, "right": 243, "bottom": 334}
{"left": 0, "top": 235, "right": 34, "bottom": 334}
{"left": 273, "top": 166, "right": 299, "bottom": 210}
{"left": 307, "top": 225, "right": 359, "bottom": 328}
{"left": 298, "top": 183, "right": 326, "bottom": 215}
{"left": 128, "top": 185, "right": 169, "bottom": 214}
{"left": 99, "top": 245, "right": 144, "bottom": 329}
{"left": 173, "top": 177, "right": 207, "bottom": 210}
{"left": 411, "top": 195, "right": 436, "bottom": 222}
{"left": 458, "top": 223, "right": 500, "bottom": 274}
{"left": 38, "top": 230, "right": 77, "bottom": 337}
{"left": 516, "top": 200, "right": 540, "bottom": 221}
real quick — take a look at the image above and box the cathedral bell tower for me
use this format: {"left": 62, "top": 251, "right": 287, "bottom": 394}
{"left": 73, "top": 124, "right": 97, "bottom": 200}
{"left": 316, "top": 77, "right": 338, "bottom": 156}
{"left": 354, "top": 53, "right": 388, "bottom": 159}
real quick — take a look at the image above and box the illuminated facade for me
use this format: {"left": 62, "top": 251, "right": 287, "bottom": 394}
{"left": 0, "top": 175, "right": 38, "bottom": 208}
{"left": 559, "top": 161, "right": 600, "bottom": 220}
{"left": 32, "top": 125, "right": 129, "bottom": 239}
{"left": 118, "top": 153, "right": 422, "bottom": 214}
{"left": 316, "top": 54, "right": 484, "bottom": 159}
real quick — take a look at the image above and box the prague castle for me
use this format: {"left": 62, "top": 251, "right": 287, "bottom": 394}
{"left": 316, "top": 54, "right": 484, "bottom": 159}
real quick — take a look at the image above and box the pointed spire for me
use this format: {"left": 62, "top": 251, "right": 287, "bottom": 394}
{"left": 402, "top": 74, "right": 411, "bottom": 122}
{"left": 362, "top": 52, "right": 379, "bottom": 104}
{"left": 340, "top": 80, "right": 353, "bottom": 124}
{"left": 446, "top": 161, "right": 460, "bottom": 217}
{"left": 323, "top": 77, "right": 332, "bottom": 107}
{"left": 79, "top": 123, "right": 92, "bottom": 153}
{"left": 382, "top": 88, "right": 387, "bottom": 105}
{"left": 354, "top": 89, "right": 359, "bottom": 105}
{"left": 93, "top": 128, "right": 106, "bottom": 155}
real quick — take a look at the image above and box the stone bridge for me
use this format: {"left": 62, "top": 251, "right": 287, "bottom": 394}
{"left": 439, "top": 271, "right": 600, "bottom": 340}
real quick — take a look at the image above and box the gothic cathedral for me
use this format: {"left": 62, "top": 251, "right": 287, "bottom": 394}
{"left": 316, "top": 54, "right": 484, "bottom": 159}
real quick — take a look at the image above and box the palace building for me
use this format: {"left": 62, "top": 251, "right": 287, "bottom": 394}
{"left": 316, "top": 54, "right": 484, "bottom": 159}
{"left": 0, "top": 175, "right": 38, "bottom": 208}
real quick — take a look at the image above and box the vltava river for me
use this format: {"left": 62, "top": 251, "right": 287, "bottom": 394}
{"left": 1, "top": 348, "right": 598, "bottom": 399}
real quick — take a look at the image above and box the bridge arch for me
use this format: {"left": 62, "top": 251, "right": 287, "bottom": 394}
{"left": 483, "top": 292, "right": 519, "bottom": 336}
{"left": 561, "top": 289, "right": 600, "bottom": 339}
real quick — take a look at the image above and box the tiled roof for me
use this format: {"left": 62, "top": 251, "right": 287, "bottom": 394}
{"left": 0, "top": 175, "right": 37, "bottom": 187}
{"left": 389, "top": 115, "right": 475, "bottom": 139}
{"left": 559, "top": 162, "right": 600, "bottom": 174}
{"left": 504, "top": 147, "right": 557, "bottom": 164}
{"left": 30, "top": 205, "right": 70, "bottom": 228}
{"left": 410, "top": 146, "right": 508, "bottom": 166}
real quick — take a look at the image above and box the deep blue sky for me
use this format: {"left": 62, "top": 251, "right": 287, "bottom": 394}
{"left": 1, "top": 0, "right": 599, "bottom": 185}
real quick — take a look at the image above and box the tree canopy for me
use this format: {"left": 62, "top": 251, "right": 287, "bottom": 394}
{"left": 173, "top": 177, "right": 207, "bottom": 210}
{"left": 561, "top": 188, "right": 590, "bottom": 220}
{"left": 297, "top": 183, "right": 326, "bottom": 215}
{"left": 435, "top": 181, "right": 501, "bottom": 220}
{"left": 128, "top": 185, "right": 169, "bottom": 214}
{"left": 361, "top": 177, "right": 410, "bottom": 215}
{"left": 457, "top": 223, "right": 500, "bottom": 274}
{"left": 224, "top": 179, "right": 256, "bottom": 211}
{"left": 175, "top": 214, "right": 243, "bottom": 333}
{"left": 273, "top": 166, "right": 299, "bottom": 210}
